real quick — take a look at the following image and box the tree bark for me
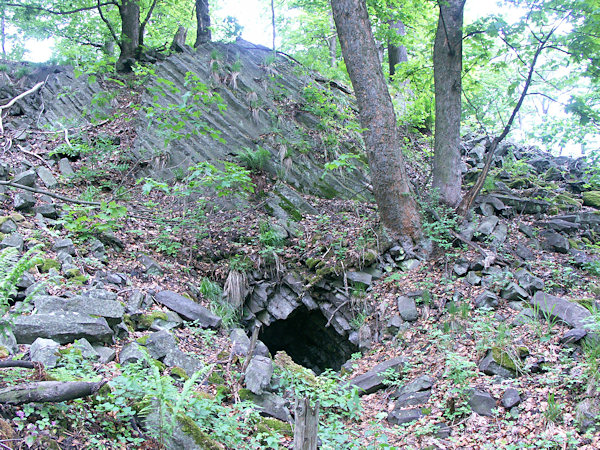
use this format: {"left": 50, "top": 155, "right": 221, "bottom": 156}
{"left": 0, "top": 381, "right": 106, "bottom": 405}
{"left": 116, "top": 0, "right": 141, "bottom": 72}
{"left": 328, "top": 14, "right": 337, "bottom": 67}
{"left": 293, "top": 397, "right": 319, "bottom": 450}
{"left": 388, "top": 20, "right": 407, "bottom": 79}
{"left": 194, "top": 0, "right": 211, "bottom": 47}
{"left": 432, "top": 0, "right": 465, "bottom": 206}
{"left": 331, "top": 0, "right": 422, "bottom": 242}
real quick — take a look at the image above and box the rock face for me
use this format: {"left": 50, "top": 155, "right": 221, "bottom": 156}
{"left": 134, "top": 42, "right": 371, "bottom": 202}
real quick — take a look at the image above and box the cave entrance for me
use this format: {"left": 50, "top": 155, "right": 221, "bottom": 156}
{"left": 259, "top": 305, "right": 358, "bottom": 374}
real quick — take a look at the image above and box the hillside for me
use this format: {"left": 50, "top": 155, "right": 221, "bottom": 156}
{"left": 0, "top": 42, "right": 600, "bottom": 449}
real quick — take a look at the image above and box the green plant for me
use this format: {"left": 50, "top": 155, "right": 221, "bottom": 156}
{"left": 187, "top": 161, "right": 255, "bottom": 198}
{"left": 258, "top": 222, "right": 286, "bottom": 248}
{"left": 0, "top": 246, "right": 43, "bottom": 313}
{"left": 543, "top": 392, "right": 563, "bottom": 425}
{"left": 61, "top": 201, "right": 127, "bottom": 240}
{"left": 443, "top": 353, "right": 477, "bottom": 420}
{"left": 322, "top": 153, "right": 362, "bottom": 178}
{"left": 419, "top": 190, "right": 461, "bottom": 250}
{"left": 236, "top": 146, "right": 271, "bottom": 171}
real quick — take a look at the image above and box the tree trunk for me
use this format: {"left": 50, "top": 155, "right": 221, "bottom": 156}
{"left": 328, "top": 14, "right": 337, "bottom": 67}
{"left": 194, "top": 0, "right": 211, "bottom": 47}
{"left": 331, "top": 0, "right": 422, "bottom": 242}
{"left": 388, "top": 20, "right": 407, "bottom": 79}
{"left": 116, "top": 0, "right": 141, "bottom": 72}
{"left": 432, "top": 0, "right": 465, "bottom": 206}
{"left": 293, "top": 397, "right": 319, "bottom": 450}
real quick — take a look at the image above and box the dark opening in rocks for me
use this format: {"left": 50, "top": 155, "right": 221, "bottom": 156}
{"left": 259, "top": 306, "right": 358, "bottom": 374}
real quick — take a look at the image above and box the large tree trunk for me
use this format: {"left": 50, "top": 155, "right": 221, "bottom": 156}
{"left": 432, "top": 0, "right": 465, "bottom": 206}
{"left": 331, "top": 0, "right": 422, "bottom": 242}
{"left": 388, "top": 20, "right": 407, "bottom": 78}
{"left": 194, "top": 0, "right": 211, "bottom": 47}
{"left": 116, "top": 0, "right": 141, "bottom": 72}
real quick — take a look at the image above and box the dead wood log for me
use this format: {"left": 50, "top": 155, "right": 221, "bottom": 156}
{"left": 0, "top": 360, "right": 36, "bottom": 369}
{"left": 293, "top": 397, "right": 319, "bottom": 450}
{"left": 0, "top": 380, "right": 106, "bottom": 405}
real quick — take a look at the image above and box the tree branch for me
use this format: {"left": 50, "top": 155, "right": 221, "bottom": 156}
{"left": 139, "top": 0, "right": 159, "bottom": 45}
{"left": 0, "top": 81, "right": 45, "bottom": 135}
{"left": 0, "top": 181, "right": 102, "bottom": 206}
{"left": 5, "top": 1, "right": 117, "bottom": 16}
{"left": 97, "top": 0, "right": 120, "bottom": 49}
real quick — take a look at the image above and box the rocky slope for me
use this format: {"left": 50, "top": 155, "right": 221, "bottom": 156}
{"left": 0, "top": 43, "right": 599, "bottom": 448}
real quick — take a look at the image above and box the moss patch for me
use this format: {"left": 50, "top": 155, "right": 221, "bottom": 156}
{"left": 177, "top": 414, "right": 224, "bottom": 449}
{"left": 137, "top": 311, "right": 169, "bottom": 330}
{"left": 583, "top": 191, "right": 600, "bottom": 208}
{"left": 257, "top": 417, "right": 293, "bottom": 435}
{"left": 38, "top": 258, "right": 60, "bottom": 273}
{"left": 491, "top": 347, "right": 519, "bottom": 372}
{"left": 170, "top": 366, "right": 189, "bottom": 380}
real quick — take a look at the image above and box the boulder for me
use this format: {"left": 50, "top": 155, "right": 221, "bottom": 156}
{"left": 531, "top": 292, "right": 591, "bottom": 329}
{"left": 397, "top": 296, "right": 418, "bottom": 322}
{"left": 0, "top": 233, "right": 23, "bottom": 251}
{"left": 154, "top": 290, "right": 222, "bottom": 328}
{"left": 120, "top": 342, "right": 146, "bottom": 365}
{"left": 387, "top": 408, "right": 423, "bottom": 425}
{"left": 515, "top": 269, "right": 544, "bottom": 294}
{"left": 500, "top": 283, "right": 529, "bottom": 302}
{"left": 163, "top": 349, "right": 204, "bottom": 377}
{"left": 144, "top": 330, "right": 178, "bottom": 359}
{"left": 12, "top": 313, "right": 114, "bottom": 345}
{"left": 541, "top": 231, "right": 570, "bottom": 254}
{"left": 502, "top": 388, "right": 521, "bottom": 409}
{"left": 36, "top": 167, "right": 57, "bottom": 188}
{"left": 350, "top": 356, "right": 407, "bottom": 395}
{"left": 244, "top": 355, "right": 274, "bottom": 395}
{"left": 53, "top": 238, "right": 76, "bottom": 256}
{"left": 139, "top": 254, "right": 163, "bottom": 275}
{"left": 393, "top": 390, "right": 431, "bottom": 408}
{"left": 34, "top": 295, "right": 125, "bottom": 322}
{"left": 468, "top": 389, "right": 496, "bottom": 416}
{"left": 0, "top": 329, "right": 18, "bottom": 356}
{"left": 241, "top": 391, "right": 292, "bottom": 422}
{"left": 393, "top": 375, "right": 435, "bottom": 397}
{"left": 477, "top": 216, "right": 500, "bottom": 238}
{"left": 479, "top": 350, "right": 517, "bottom": 379}
{"left": 29, "top": 338, "right": 60, "bottom": 368}
{"left": 0, "top": 218, "right": 16, "bottom": 234}
{"left": 58, "top": 158, "right": 75, "bottom": 177}
{"left": 474, "top": 291, "right": 499, "bottom": 309}
{"left": 12, "top": 169, "right": 36, "bottom": 187}
{"left": 73, "top": 338, "right": 100, "bottom": 360}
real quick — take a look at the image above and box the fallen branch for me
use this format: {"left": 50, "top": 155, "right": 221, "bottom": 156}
{"left": 0, "top": 360, "right": 36, "bottom": 369}
{"left": 0, "top": 380, "right": 106, "bottom": 405}
{"left": 0, "top": 180, "right": 101, "bottom": 206}
{"left": 0, "top": 81, "right": 45, "bottom": 135}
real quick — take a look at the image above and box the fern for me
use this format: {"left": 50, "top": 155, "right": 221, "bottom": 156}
{"left": 0, "top": 245, "right": 43, "bottom": 314}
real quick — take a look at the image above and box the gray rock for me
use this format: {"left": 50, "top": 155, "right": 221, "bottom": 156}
{"left": 58, "top": 158, "right": 75, "bottom": 177}
{"left": 387, "top": 408, "right": 423, "bottom": 425}
{"left": 350, "top": 356, "right": 407, "bottom": 395}
{"left": 490, "top": 223, "right": 508, "bottom": 245}
{"left": 518, "top": 223, "right": 535, "bottom": 238}
{"left": 490, "top": 194, "right": 549, "bottom": 215}
{"left": 139, "top": 254, "right": 163, "bottom": 275}
{"left": 386, "top": 315, "right": 404, "bottom": 335}
{"left": 346, "top": 271, "right": 372, "bottom": 286}
{"left": 541, "top": 218, "right": 580, "bottom": 233}
{"left": 500, "top": 282, "right": 529, "bottom": 302}
{"left": 85, "top": 288, "right": 118, "bottom": 301}
{"left": 393, "top": 390, "right": 431, "bottom": 408}
{"left": 393, "top": 375, "right": 435, "bottom": 397}
{"left": 53, "top": 238, "right": 76, "bottom": 256}
{"left": 29, "top": 338, "right": 60, "bottom": 368}
{"left": 397, "top": 296, "right": 418, "bottom": 322}
{"left": 154, "top": 290, "right": 222, "bottom": 328}
{"left": 515, "top": 243, "right": 535, "bottom": 261}
{"left": 541, "top": 231, "right": 570, "bottom": 254}
{"left": 474, "top": 290, "right": 499, "bottom": 309}
{"left": 36, "top": 167, "right": 57, "bottom": 188}
{"left": 163, "top": 348, "right": 204, "bottom": 377}
{"left": 0, "top": 218, "right": 16, "bottom": 233}
{"left": 33, "top": 204, "right": 59, "bottom": 219}
{"left": 560, "top": 328, "right": 587, "bottom": 345}
{"left": 73, "top": 338, "right": 100, "bottom": 360}
{"left": 230, "top": 328, "right": 268, "bottom": 357}
{"left": 267, "top": 288, "right": 298, "bottom": 321}
{"left": 477, "top": 216, "right": 499, "bottom": 236}
{"left": 93, "top": 346, "right": 116, "bottom": 364}
{"left": 511, "top": 308, "right": 536, "bottom": 327}
{"left": 0, "top": 328, "right": 18, "bottom": 355}
{"left": 515, "top": 269, "right": 544, "bottom": 294}
{"left": 244, "top": 355, "right": 273, "bottom": 395}
{"left": 243, "top": 391, "right": 292, "bottom": 422}
{"left": 531, "top": 292, "right": 591, "bottom": 328}
{"left": 12, "top": 312, "right": 113, "bottom": 344}
{"left": 468, "top": 389, "right": 496, "bottom": 416}
{"left": 120, "top": 342, "right": 146, "bottom": 365}
{"left": 502, "top": 388, "right": 521, "bottom": 409}
{"left": 12, "top": 169, "right": 36, "bottom": 187}
{"left": 144, "top": 330, "right": 178, "bottom": 359}
{"left": 13, "top": 192, "right": 35, "bottom": 211}
{"left": 34, "top": 295, "right": 125, "bottom": 321}
{"left": 453, "top": 260, "right": 470, "bottom": 276}
{"left": 465, "top": 271, "right": 482, "bottom": 286}
{"left": 479, "top": 351, "right": 516, "bottom": 379}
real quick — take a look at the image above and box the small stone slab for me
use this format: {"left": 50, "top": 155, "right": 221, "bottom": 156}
{"left": 397, "top": 296, "right": 418, "bottom": 322}
{"left": 12, "top": 312, "right": 113, "bottom": 344}
{"left": 36, "top": 167, "right": 57, "bottom": 188}
{"left": 393, "top": 375, "right": 435, "bottom": 397}
{"left": 12, "top": 169, "right": 36, "bottom": 187}
{"left": 393, "top": 390, "right": 431, "bottom": 408}
{"left": 346, "top": 271, "right": 372, "bottom": 286}
{"left": 502, "top": 388, "right": 521, "bottom": 409}
{"left": 154, "top": 290, "right": 222, "bottom": 328}
{"left": 30, "top": 338, "right": 60, "bottom": 368}
{"left": 59, "top": 158, "right": 75, "bottom": 177}
{"left": 14, "top": 192, "right": 35, "bottom": 211}
{"left": 163, "top": 348, "right": 204, "bottom": 377}
{"left": 120, "top": 342, "right": 146, "bottom": 365}
{"left": 144, "top": 330, "right": 178, "bottom": 359}
{"left": 479, "top": 350, "right": 516, "bottom": 379}
{"left": 387, "top": 408, "right": 423, "bottom": 425}
{"left": 34, "top": 295, "right": 125, "bottom": 320}
{"left": 474, "top": 290, "right": 499, "bottom": 309}
{"left": 350, "top": 356, "right": 407, "bottom": 395}
{"left": 531, "top": 292, "right": 591, "bottom": 329}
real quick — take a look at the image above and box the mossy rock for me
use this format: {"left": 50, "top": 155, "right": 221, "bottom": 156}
{"left": 553, "top": 193, "right": 582, "bottom": 209}
{"left": 208, "top": 371, "right": 225, "bottom": 385}
{"left": 491, "top": 347, "right": 519, "bottom": 372}
{"left": 38, "top": 258, "right": 60, "bottom": 273}
{"left": 170, "top": 366, "right": 189, "bottom": 380}
{"left": 177, "top": 414, "right": 224, "bottom": 449}
{"left": 590, "top": 285, "right": 600, "bottom": 296}
{"left": 568, "top": 239, "right": 580, "bottom": 250}
{"left": 151, "top": 359, "right": 166, "bottom": 372}
{"left": 257, "top": 417, "right": 293, "bottom": 435}
{"left": 136, "top": 311, "right": 169, "bottom": 330}
{"left": 305, "top": 258, "right": 319, "bottom": 270}
{"left": 65, "top": 268, "right": 82, "bottom": 278}
{"left": 0, "top": 217, "right": 10, "bottom": 226}
{"left": 238, "top": 388, "right": 254, "bottom": 402}
{"left": 69, "top": 275, "right": 89, "bottom": 285}
{"left": 583, "top": 191, "right": 600, "bottom": 208}
{"left": 215, "top": 384, "right": 231, "bottom": 399}
{"left": 0, "top": 346, "right": 10, "bottom": 359}
{"left": 10, "top": 213, "right": 25, "bottom": 223}
{"left": 136, "top": 335, "right": 150, "bottom": 345}
{"left": 508, "top": 177, "right": 532, "bottom": 189}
